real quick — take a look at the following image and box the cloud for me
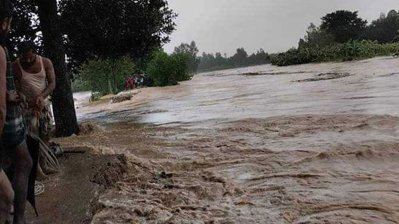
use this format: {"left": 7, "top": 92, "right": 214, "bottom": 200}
{"left": 164, "top": 0, "right": 399, "bottom": 55}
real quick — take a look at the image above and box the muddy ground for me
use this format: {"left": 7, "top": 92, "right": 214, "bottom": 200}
{"left": 26, "top": 147, "right": 126, "bottom": 224}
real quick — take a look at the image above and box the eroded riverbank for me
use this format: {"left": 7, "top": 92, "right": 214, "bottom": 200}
{"left": 56, "top": 114, "right": 399, "bottom": 223}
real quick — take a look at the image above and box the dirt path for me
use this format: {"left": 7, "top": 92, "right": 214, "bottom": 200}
{"left": 26, "top": 149, "right": 126, "bottom": 224}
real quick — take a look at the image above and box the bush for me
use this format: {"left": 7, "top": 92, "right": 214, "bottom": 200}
{"left": 146, "top": 51, "right": 192, "bottom": 86}
{"left": 71, "top": 77, "right": 91, "bottom": 92}
{"left": 78, "top": 56, "right": 135, "bottom": 95}
{"left": 271, "top": 40, "right": 399, "bottom": 66}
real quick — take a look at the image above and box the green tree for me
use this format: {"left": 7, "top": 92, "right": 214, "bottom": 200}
{"left": 198, "top": 52, "right": 216, "bottom": 71}
{"left": 247, "top": 49, "right": 270, "bottom": 65}
{"left": 79, "top": 56, "right": 135, "bottom": 94}
{"left": 174, "top": 41, "right": 200, "bottom": 73}
{"left": 8, "top": 0, "right": 39, "bottom": 58}
{"left": 59, "top": 0, "right": 177, "bottom": 70}
{"left": 231, "top": 48, "right": 248, "bottom": 66}
{"left": 174, "top": 41, "right": 199, "bottom": 56}
{"left": 146, "top": 51, "right": 191, "bottom": 86}
{"left": 365, "top": 10, "right": 399, "bottom": 43}
{"left": 197, "top": 48, "right": 270, "bottom": 72}
{"left": 299, "top": 23, "right": 335, "bottom": 49}
{"left": 214, "top": 52, "right": 229, "bottom": 67}
{"left": 320, "top": 10, "right": 367, "bottom": 43}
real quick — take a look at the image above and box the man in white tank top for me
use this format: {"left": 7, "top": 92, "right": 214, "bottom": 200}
{"left": 10, "top": 41, "right": 56, "bottom": 223}
{"left": 12, "top": 42, "right": 56, "bottom": 139}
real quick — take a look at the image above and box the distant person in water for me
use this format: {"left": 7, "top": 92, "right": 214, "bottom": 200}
{"left": 0, "top": 1, "right": 15, "bottom": 222}
{"left": 13, "top": 41, "right": 56, "bottom": 142}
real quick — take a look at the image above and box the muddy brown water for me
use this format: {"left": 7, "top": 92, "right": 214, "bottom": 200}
{"left": 76, "top": 56, "right": 399, "bottom": 126}
{"left": 61, "top": 57, "right": 399, "bottom": 223}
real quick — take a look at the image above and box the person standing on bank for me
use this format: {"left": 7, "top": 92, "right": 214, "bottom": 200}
{"left": 13, "top": 42, "right": 56, "bottom": 142}
{"left": 0, "top": 1, "right": 34, "bottom": 223}
{"left": 0, "top": 0, "right": 14, "bottom": 222}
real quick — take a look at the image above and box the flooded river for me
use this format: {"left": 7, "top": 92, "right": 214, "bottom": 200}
{"left": 76, "top": 56, "right": 399, "bottom": 125}
{"left": 64, "top": 57, "right": 399, "bottom": 223}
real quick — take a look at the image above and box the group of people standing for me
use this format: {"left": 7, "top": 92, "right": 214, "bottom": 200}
{"left": 0, "top": 1, "right": 56, "bottom": 223}
{"left": 125, "top": 74, "right": 145, "bottom": 90}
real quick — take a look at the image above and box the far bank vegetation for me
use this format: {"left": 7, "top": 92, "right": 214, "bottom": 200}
{"left": 271, "top": 10, "right": 399, "bottom": 66}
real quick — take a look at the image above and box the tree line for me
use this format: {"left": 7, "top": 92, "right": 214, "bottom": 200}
{"left": 173, "top": 41, "right": 271, "bottom": 73}
{"left": 272, "top": 9, "right": 399, "bottom": 66}
{"left": 198, "top": 48, "right": 271, "bottom": 72}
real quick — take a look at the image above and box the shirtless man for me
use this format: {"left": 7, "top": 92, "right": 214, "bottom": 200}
{"left": 0, "top": 1, "right": 14, "bottom": 223}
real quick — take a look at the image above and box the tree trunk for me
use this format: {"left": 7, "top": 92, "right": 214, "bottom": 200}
{"left": 36, "top": 0, "right": 79, "bottom": 137}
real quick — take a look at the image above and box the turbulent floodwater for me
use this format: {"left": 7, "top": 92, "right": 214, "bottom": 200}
{"left": 76, "top": 56, "right": 399, "bottom": 125}
{"left": 65, "top": 57, "right": 399, "bottom": 223}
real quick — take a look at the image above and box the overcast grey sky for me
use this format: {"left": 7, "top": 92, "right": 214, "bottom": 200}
{"left": 163, "top": 0, "right": 399, "bottom": 55}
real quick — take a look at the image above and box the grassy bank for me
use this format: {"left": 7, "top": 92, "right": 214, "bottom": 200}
{"left": 271, "top": 40, "right": 399, "bottom": 66}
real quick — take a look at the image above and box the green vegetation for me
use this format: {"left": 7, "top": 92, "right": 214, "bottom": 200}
{"left": 71, "top": 78, "right": 90, "bottom": 92}
{"left": 272, "top": 9, "right": 399, "bottom": 66}
{"left": 75, "top": 41, "right": 271, "bottom": 94}
{"left": 320, "top": 10, "right": 367, "bottom": 43}
{"left": 59, "top": 0, "right": 176, "bottom": 71}
{"left": 78, "top": 56, "right": 135, "bottom": 95}
{"left": 272, "top": 40, "right": 399, "bottom": 66}
{"left": 198, "top": 48, "right": 271, "bottom": 72}
{"left": 146, "top": 51, "right": 192, "bottom": 87}
{"left": 174, "top": 41, "right": 271, "bottom": 73}
{"left": 174, "top": 41, "right": 200, "bottom": 74}
{"left": 9, "top": 0, "right": 176, "bottom": 70}
{"left": 365, "top": 10, "right": 399, "bottom": 43}
{"left": 74, "top": 49, "right": 194, "bottom": 94}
